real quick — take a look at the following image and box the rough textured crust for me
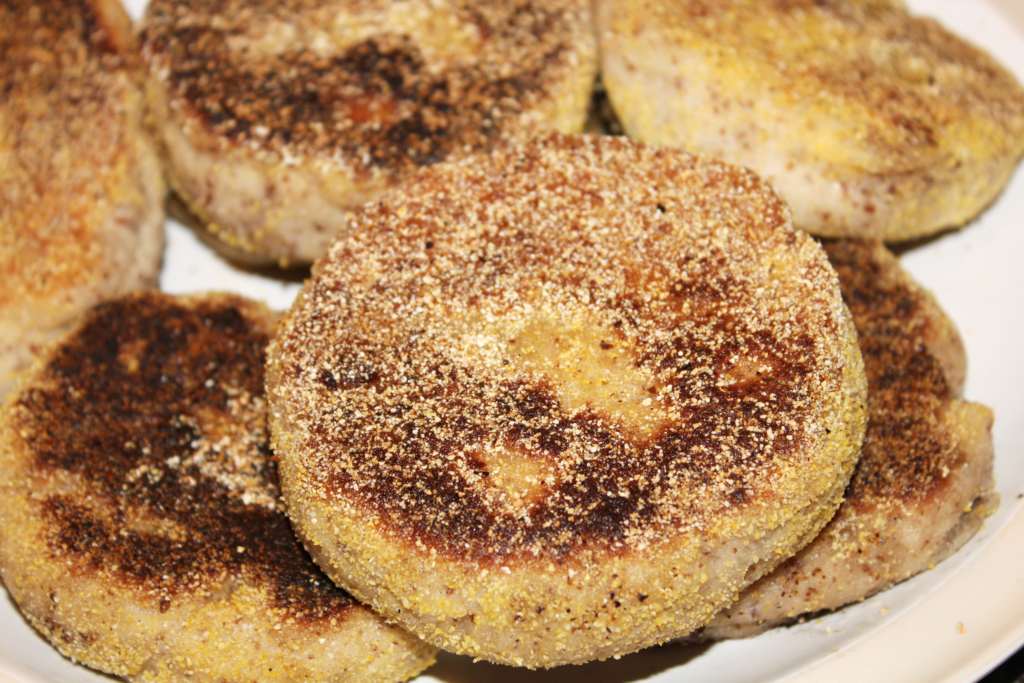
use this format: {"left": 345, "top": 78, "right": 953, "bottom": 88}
{"left": 139, "top": 0, "right": 598, "bottom": 265}
{"left": 698, "top": 241, "right": 997, "bottom": 639}
{"left": 0, "top": 0, "right": 166, "bottom": 399}
{"left": 596, "top": 0, "right": 1024, "bottom": 241}
{"left": 267, "top": 134, "right": 868, "bottom": 667}
{"left": 0, "top": 293, "right": 436, "bottom": 683}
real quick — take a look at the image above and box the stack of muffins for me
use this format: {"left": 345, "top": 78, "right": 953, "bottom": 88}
{"left": 0, "top": 0, "right": 1020, "bottom": 680}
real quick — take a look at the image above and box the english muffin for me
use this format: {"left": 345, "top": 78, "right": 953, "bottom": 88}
{"left": 0, "top": 0, "right": 165, "bottom": 399}
{"left": 0, "top": 292, "right": 435, "bottom": 683}
{"left": 596, "top": 0, "right": 1024, "bottom": 241}
{"left": 700, "top": 240, "right": 996, "bottom": 638}
{"left": 267, "top": 134, "right": 868, "bottom": 667}
{"left": 140, "top": 0, "right": 597, "bottom": 266}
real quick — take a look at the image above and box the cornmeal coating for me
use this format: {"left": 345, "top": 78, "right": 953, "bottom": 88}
{"left": 0, "top": 293, "right": 435, "bottom": 683}
{"left": 140, "top": 0, "right": 597, "bottom": 266}
{"left": 596, "top": 0, "right": 1024, "bottom": 241}
{"left": 0, "top": 0, "right": 165, "bottom": 399}
{"left": 699, "top": 241, "right": 997, "bottom": 638}
{"left": 267, "top": 134, "right": 868, "bottom": 667}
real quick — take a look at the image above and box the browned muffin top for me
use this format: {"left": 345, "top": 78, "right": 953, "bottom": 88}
{"left": 824, "top": 240, "right": 966, "bottom": 508}
{"left": 140, "top": 0, "right": 594, "bottom": 179}
{"left": 0, "top": 0, "right": 140, "bottom": 309}
{"left": 270, "top": 134, "right": 859, "bottom": 567}
{"left": 10, "top": 293, "right": 355, "bottom": 625}
{"left": 694, "top": 240, "right": 995, "bottom": 640}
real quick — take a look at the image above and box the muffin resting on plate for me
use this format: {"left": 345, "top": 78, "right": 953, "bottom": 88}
{"left": 140, "top": 0, "right": 598, "bottom": 265}
{"left": 267, "top": 134, "right": 868, "bottom": 667}
{"left": 699, "top": 240, "right": 997, "bottom": 639}
{"left": 0, "top": 0, "right": 165, "bottom": 399}
{"left": 0, "top": 292, "right": 436, "bottom": 683}
{"left": 596, "top": 0, "right": 1024, "bottom": 241}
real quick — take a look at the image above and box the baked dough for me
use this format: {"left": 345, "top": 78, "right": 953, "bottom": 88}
{"left": 0, "top": 0, "right": 165, "bottom": 399}
{"left": 267, "top": 134, "right": 868, "bottom": 667}
{"left": 699, "top": 241, "right": 997, "bottom": 638}
{"left": 140, "top": 0, "right": 597, "bottom": 265}
{"left": 0, "top": 293, "right": 435, "bottom": 683}
{"left": 596, "top": 0, "right": 1024, "bottom": 241}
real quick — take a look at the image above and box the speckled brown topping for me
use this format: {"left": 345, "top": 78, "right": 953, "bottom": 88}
{"left": 694, "top": 240, "right": 993, "bottom": 639}
{"left": 11, "top": 293, "right": 355, "bottom": 623}
{"left": 0, "top": 0, "right": 140, "bottom": 308}
{"left": 270, "top": 134, "right": 858, "bottom": 566}
{"left": 140, "top": 0, "right": 594, "bottom": 180}
{"left": 824, "top": 240, "right": 962, "bottom": 508}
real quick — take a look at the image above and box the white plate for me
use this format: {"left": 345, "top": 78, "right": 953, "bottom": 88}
{"left": 3, "top": 1, "right": 1024, "bottom": 681}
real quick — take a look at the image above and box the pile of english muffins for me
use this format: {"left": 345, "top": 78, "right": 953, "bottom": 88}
{"left": 1, "top": 0, "right": 1020, "bottom": 680}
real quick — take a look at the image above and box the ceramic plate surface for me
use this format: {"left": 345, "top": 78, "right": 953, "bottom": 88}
{"left": 2, "top": 1, "right": 1023, "bottom": 681}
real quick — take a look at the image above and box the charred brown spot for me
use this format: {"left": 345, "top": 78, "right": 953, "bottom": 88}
{"left": 15, "top": 294, "right": 356, "bottom": 622}
{"left": 824, "top": 240, "right": 957, "bottom": 507}
{"left": 141, "top": 0, "right": 580, "bottom": 177}
{"left": 320, "top": 369, "right": 339, "bottom": 391}
{"left": 306, "top": 252, "right": 816, "bottom": 563}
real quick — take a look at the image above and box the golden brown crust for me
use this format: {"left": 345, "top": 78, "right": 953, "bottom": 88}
{"left": 698, "top": 241, "right": 997, "bottom": 638}
{"left": 11, "top": 294, "right": 325, "bottom": 613}
{"left": 143, "top": 0, "right": 588, "bottom": 177}
{"left": 268, "top": 134, "right": 867, "bottom": 666}
{"left": 140, "top": 0, "right": 597, "bottom": 264}
{"left": 0, "top": 0, "right": 142, "bottom": 307}
{"left": 0, "top": 0, "right": 165, "bottom": 396}
{"left": 828, "top": 241, "right": 968, "bottom": 508}
{"left": 647, "top": 0, "right": 1024, "bottom": 172}
{"left": 0, "top": 293, "right": 435, "bottom": 682}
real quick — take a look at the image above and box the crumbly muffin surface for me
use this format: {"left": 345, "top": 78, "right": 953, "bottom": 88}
{"left": 140, "top": 0, "right": 597, "bottom": 264}
{"left": 0, "top": 0, "right": 165, "bottom": 397}
{"left": 268, "top": 134, "right": 867, "bottom": 667}
{"left": 0, "top": 293, "right": 435, "bottom": 683}
{"left": 597, "top": 0, "right": 1024, "bottom": 240}
{"left": 700, "top": 240, "right": 997, "bottom": 638}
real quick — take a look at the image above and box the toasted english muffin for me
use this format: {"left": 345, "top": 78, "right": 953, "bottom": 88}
{"left": 699, "top": 240, "right": 996, "bottom": 638}
{"left": 0, "top": 292, "right": 436, "bottom": 683}
{"left": 267, "top": 134, "right": 867, "bottom": 667}
{"left": 596, "top": 0, "right": 1024, "bottom": 241}
{"left": 0, "top": 0, "right": 165, "bottom": 399}
{"left": 140, "top": 0, "right": 598, "bottom": 266}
